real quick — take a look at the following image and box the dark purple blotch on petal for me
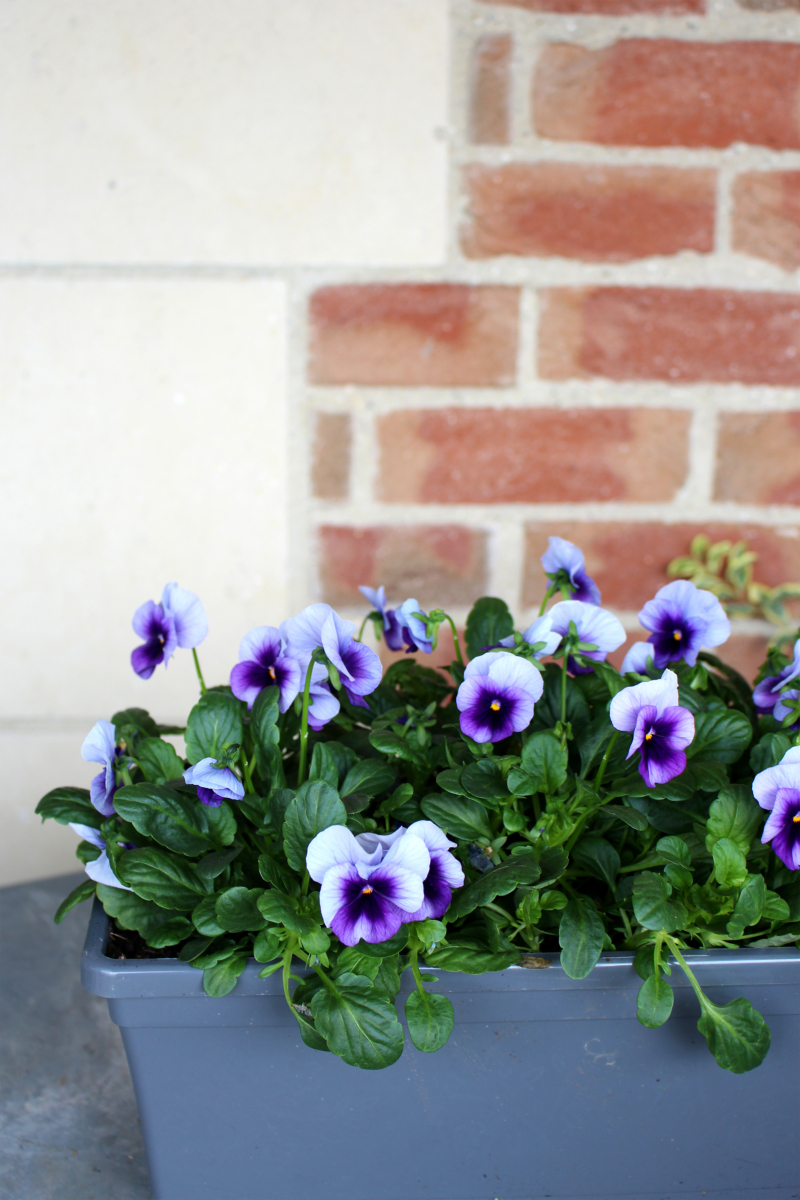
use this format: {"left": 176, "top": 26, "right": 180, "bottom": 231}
{"left": 329, "top": 867, "right": 407, "bottom": 945}
{"left": 634, "top": 705, "right": 690, "bottom": 788}
{"left": 459, "top": 682, "right": 529, "bottom": 743}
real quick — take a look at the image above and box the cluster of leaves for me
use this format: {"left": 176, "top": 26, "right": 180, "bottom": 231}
{"left": 39, "top": 597, "right": 800, "bottom": 1073}
{"left": 668, "top": 535, "right": 800, "bottom": 648}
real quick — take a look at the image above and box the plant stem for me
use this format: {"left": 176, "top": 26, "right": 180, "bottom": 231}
{"left": 560, "top": 654, "right": 568, "bottom": 726}
{"left": 192, "top": 649, "right": 207, "bottom": 694}
{"left": 444, "top": 614, "right": 464, "bottom": 666}
{"left": 281, "top": 942, "right": 296, "bottom": 1009}
{"left": 408, "top": 946, "right": 427, "bottom": 996}
{"left": 593, "top": 730, "right": 620, "bottom": 790}
{"left": 618, "top": 856, "right": 665, "bottom": 875}
{"left": 356, "top": 615, "right": 370, "bottom": 643}
{"left": 663, "top": 934, "right": 708, "bottom": 1010}
{"left": 312, "top": 961, "right": 339, "bottom": 995}
{"left": 241, "top": 749, "right": 257, "bottom": 794}
{"left": 297, "top": 654, "right": 318, "bottom": 787}
{"left": 538, "top": 583, "right": 556, "bottom": 618}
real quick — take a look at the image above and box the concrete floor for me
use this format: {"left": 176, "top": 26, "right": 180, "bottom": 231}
{"left": 0, "top": 872, "right": 152, "bottom": 1199}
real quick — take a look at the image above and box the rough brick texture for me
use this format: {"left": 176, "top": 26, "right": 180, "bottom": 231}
{"left": 539, "top": 288, "right": 800, "bottom": 385}
{"left": 461, "top": 164, "right": 715, "bottom": 262}
{"left": 319, "top": 525, "right": 488, "bottom": 609}
{"left": 534, "top": 42, "right": 800, "bottom": 149}
{"left": 377, "top": 408, "right": 689, "bottom": 503}
{"left": 485, "top": 0, "right": 702, "bottom": 10}
{"left": 469, "top": 35, "right": 512, "bottom": 145}
{"left": 715, "top": 413, "right": 800, "bottom": 505}
{"left": 308, "top": 285, "right": 519, "bottom": 387}
{"left": 523, "top": 522, "right": 800, "bottom": 611}
{"left": 732, "top": 172, "right": 800, "bottom": 272}
{"left": 311, "top": 413, "right": 351, "bottom": 500}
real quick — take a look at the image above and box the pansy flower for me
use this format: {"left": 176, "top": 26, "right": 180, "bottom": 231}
{"left": 307, "top": 664, "right": 341, "bottom": 730}
{"left": 541, "top": 536, "right": 601, "bottom": 605}
{"left": 637, "top": 580, "right": 730, "bottom": 670}
{"left": 754, "top": 639, "right": 800, "bottom": 721}
{"left": 69, "top": 823, "right": 133, "bottom": 890}
{"left": 753, "top": 746, "right": 800, "bottom": 871}
{"left": 394, "top": 598, "right": 434, "bottom": 654}
{"left": 359, "top": 585, "right": 405, "bottom": 651}
{"left": 499, "top": 613, "right": 561, "bottom": 658}
{"left": 306, "top": 825, "right": 430, "bottom": 946}
{"left": 131, "top": 583, "right": 208, "bottom": 679}
{"left": 81, "top": 720, "right": 119, "bottom": 817}
{"left": 229, "top": 626, "right": 301, "bottom": 712}
{"left": 621, "top": 642, "right": 656, "bottom": 676}
{"left": 401, "top": 821, "right": 465, "bottom": 920}
{"left": 547, "top": 600, "right": 626, "bottom": 673}
{"left": 281, "top": 603, "right": 382, "bottom": 708}
{"left": 456, "top": 652, "right": 544, "bottom": 744}
{"left": 609, "top": 669, "right": 695, "bottom": 788}
{"left": 183, "top": 758, "right": 245, "bottom": 807}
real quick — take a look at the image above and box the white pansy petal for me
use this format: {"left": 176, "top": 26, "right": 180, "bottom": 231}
{"left": 69, "top": 822, "right": 105, "bottom": 849}
{"left": 382, "top": 831, "right": 431, "bottom": 880}
{"left": 406, "top": 820, "right": 456, "bottom": 853}
{"left": 621, "top": 642, "right": 655, "bottom": 674}
{"left": 487, "top": 652, "right": 544, "bottom": 701}
{"left": 752, "top": 761, "right": 800, "bottom": 810}
{"left": 609, "top": 671, "right": 679, "bottom": 732}
{"left": 366, "top": 863, "right": 425, "bottom": 915}
{"left": 306, "top": 825, "right": 368, "bottom": 883}
{"left": 356, "top": 827, "right": 407, "bottom": 857}
{"left": 84, "top": 851, "right": 132, "bottom": 891}
{"left": 81, "top": 719, "right": 116, "bottom": 767}
{"left": 780, "top": 746, "right": 800, "bottom": 766}
{"left": 162, "top": 584, "right": 208, "bottom": 649}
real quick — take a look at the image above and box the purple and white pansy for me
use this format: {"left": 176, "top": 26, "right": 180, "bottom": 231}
{"left": 394, "top": 598, "right": 434, "bottom": 655}
{"left": 498, "top": 613, "right": 561, "bottom": 658}
{"left": 307, "top": 663, "right": 342, "bottom": 730}
{"left": 69, "top": 823, "right": 133, "bottom": 890}
{"left": 637, "top": 580, "right": 730, "bottom": 670}
{"left": 609, "top": 669, "right": 695, "bottom": 788}
{"left": 547, "top": 600, "right": 626, "bottom": 670}
{"left": 81, "top": 720, "right": 119, "bottom": 818}
{"left": 753, "top": 746, "right": 800, "bottom": 872}
{"left": 131, "top": 583, "right": 208, "bottom": 680}
{"left": 456, "top": 652, "right": 544, "bottom": 744}
{"left": 753, "top": 639, "right": 800, "bottom": 723}
{"left": 358, "top": 585, "right": 406, "bottom": 652}
{"left": 229, "top": 626, "right": 301, "bottom": 712}
{"left": 306, "top": 822, "right": 464, "bottom": 944}
{"left": 621, "top": 642, "right": 656, "bottom": 676}
{"left": 183, "top": 758, "right": 245, "bottom": 807}
{"left": 281, "top": 603, "right": 382, "bottom": 709}
{"left": 541, "top": 536, "right": 601, "bottom": 605}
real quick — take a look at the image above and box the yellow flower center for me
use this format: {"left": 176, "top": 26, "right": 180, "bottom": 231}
{"left": 269, "top": 666, "right": 276, "bottom": 680}
{"left": 490, "top": 700, "right": 501, "bottom": 711}
{"left": 645, "top": 732, "right": 654, "bottom": 741}
{"left": 673, "top": 630, "right": 682, "bottom": 641}
{"left": 793, "top": 813, "right": 800, "bottom": 824}
{"left": 362, "top": 885, "right": 373, "bottom": 894}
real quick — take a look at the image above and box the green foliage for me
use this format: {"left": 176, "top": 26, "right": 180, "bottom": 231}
{"left": 405, "top": 990, "right": 454, "bottom": 1052}
{"left": 558, "top": 898, "right": 605, "bottom": 979}
{"left": 35, "top": 787, "right": 101, "bottom": 828}
{"left": 185, "top": 691, "right": 243, "bottom": 764}
{"left": 465, "top": 597, "right": 514, "bottom": 660}
{"left": 283, "top": 780, "right": 347, "bottom": 871}
{"left": 113, "top": 784, "right": 213, "bottom": 855}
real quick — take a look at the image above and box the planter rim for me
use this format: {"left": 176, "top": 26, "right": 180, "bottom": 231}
{"left": 80, "top": 899, "right": 800, "bottom": 999}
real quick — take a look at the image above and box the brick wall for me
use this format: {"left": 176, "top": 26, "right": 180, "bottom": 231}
{"left": 306, "top": 0, "right": 800, "bottom": 680}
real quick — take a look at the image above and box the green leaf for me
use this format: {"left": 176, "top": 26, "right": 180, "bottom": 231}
{"left": 706, "top": 786, "right": 762, "bottom": 854}
{"left": 534, "top": 845, "right": 570, "bottom": 888}
{"left": 251, "top": 685, "right": 280, "bottom": 751}
{"left": 112, "top": 707, "right": 158, "bottom": 740}
{"left": 727, "top": 873, "right": 766, "bottom": 937}
{"left": 571, "top": 837, "right": 619, "bottom": 889}
{"left": 192, "top": 894, "right": 226, "bottom": 936}
{"left": 637, "top": 974, "right": 674, "bottom": 1028}
{"left": 461, "top": 760, "right": 510, "bottom": 804}
{"left": 628, "top": 796, "right": 694, "bottom": 835}
{"left": 405, "top": 990, "right": 454, "bottom": 1052}
{"left": 203, "top": 955, "right": 247, "bottom": 998}
{"left": 309, "top": 742, "right": 339, "bottom": 788}
{"left": 112, "top": 783, "right": 212, "bottom": 855}
{"left": 117, "top": 848, "right": 210, "bottom": 911}
{"left": 216, "top": 887, "right": 267, "bottom": 932}
{"left": 447, "top": 854, "right": 541, "bottom": 919}
{"left": 257, "top": 890, "right": 315, "bottom": 935}
{"left": 604, "top": 804, "right": 649, "bottom": 831}
{"left": 465, "top": 597, "right": 514, "bottom": 660}
{"left": 531, "top": 665, "right": 590, "bottom": 734}
{"left": 310, "top": 975, "right": 404, "bottom": 1069}
{"left": 372, "top": 956, "right": 402, "bottom": 1000}
{"left": 763, "top": 891, "right": 791, "bottom": 922}
{"left": 688, "top": 710, "right": 752, "bottom": 765}
{"left": 283, "top": 780, "right": 347, "bottom": 872}
{"left": 253, "top": 928, "right": 283, "bottom": 962}
{"left": 194, "top": 847, "right": 241, "bottom": 881}
{"left": 697, "top": 996, "right": 770, "bottom": 1073}
{"left": 420, "top": 793, "right": 491, "bottom": 843}
{"left": 96, "top": 883, "right": 186, "bottom": 937}
{"left": 292, "top": 1007, "right": 330, "bottom": 1053}
{"left": 633, "top": 872, "right": 688, "bottom": 932}
{"left": 520, "top": 732, "right": 568, "bottom": 794}
{"left": 422, "top": 943, "right": 519, "bottom": 973}
{"left": 712, "top": 838, "right": 748, "bottom": 889}
{"left": 656, "top": 836, "right": 692, "bottom": 868}
{"left": 144, "top": 917, "right": 193, "bottom": 948}
{"left": 258, "top": 853, "right": 299, "bottom": 895}
{"left": 539, "top": 889, "right": 568, "bottom": 911}
{"left": 35, "top": 787, "right": 101, "bottom": 828}
{"left": 750, "top": 732, "right": 792, "bottom": 774}
{"left": 136, "top": 738, "right": 185, "bottom": 784}
{"left": 54, "top": 879, "right": 96, "bottom": 923}
{"left": 351, "top": 929, "right": 409, "bottom": 958}
{"left": 340, "top": 759, "right": 395, "bottom": 798}
{"left": 368, "top": 730, "right": 424, "bottom": 765}
{"left": 665, "top": 863, "right": 693, "bottom": 890}
{"left": 300, "top": 927, "right": 330, "bottom": 955}
{"left": 690, "top": 761, "right": 730, "bottom": 793}
{"left": 75, "top": 841, "right": 101, "bottom": 865}
{"left": 334, "top": 947, "right": 381, "bottom": 982}
{"left": 625, "top": 773, "right": 696, "bottom": 802}
{"left": 203, "top": 801, "right": 237, "bottom": 847}
{"left": 185, "top": 692, "right": 243, "bottom": 764}
{"left": 578, "top": 716, "right": 616, "bottom": 778}
{"left": 558, "top": 898, "right": 605, "bottom": 979}
{"left": 178, "top": 936, "right": 214, "bottom": 962}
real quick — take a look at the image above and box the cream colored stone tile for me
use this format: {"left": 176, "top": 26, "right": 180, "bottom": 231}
{"left": 0, "top": 278, "right": 288, "bottom": 723}
{"left": 0, "top": 0, "right": 448, "bottom": 265}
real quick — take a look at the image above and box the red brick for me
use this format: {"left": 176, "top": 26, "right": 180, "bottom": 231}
{"left": 522, "top": 521, "right": 800, "bottom": 611}
{"left": 538, "top": 288, "right": 800, "bottom": 385}
{"left": 715, "top": 412, "right": 800, "bottom": 505}
{"left": 319, "top": 525, "right": 488, "bottom": 610}
{"left": 732, "top": 172, "right": 800, "bottom": 272}
{"left": 461, "top": 163, "right": 715, "bottom": 262}
{"left": 311, "top": 413, "right": 351, "bottom": 500}
{"left": 534, "top": 41, "right": 800, "bottom": 149}
{"left": 308, "top": 285, "right": 519, "bottom": 387}
{"left": 469, "top": 35, "right": 512, "bottom": 145}
{"left": 485, "top": 0, "right": 701, "bottom": 11}
{"left": 377, "top": 408, "right": 689, "bottom": 503}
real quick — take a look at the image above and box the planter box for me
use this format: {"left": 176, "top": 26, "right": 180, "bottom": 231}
{"left": 82, "top": 901, "right": 800, "bottom": 1200}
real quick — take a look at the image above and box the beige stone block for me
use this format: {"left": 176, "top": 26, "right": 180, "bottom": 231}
{"left": 0, "top": 0, "right": 448, "bottom": 265}
{"left": 0, "top": 278, "right": 288, "bottom": 724}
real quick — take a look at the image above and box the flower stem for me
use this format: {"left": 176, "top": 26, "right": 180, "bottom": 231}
{"left": 663, "top": 934, "right": 708, "bottom": 1011}
{"left": 241, "top": 748, "right": 257, "bottom": 794}
{"left": 192, "top": 649, "right": 207, "bottom": 695}
{"left": 356, "top": 615, "right": 370, "bottom": 643}
{"left": 593, "top": 730, "right": 620, "bottom": 790}
{"left": 538, "top": 583, "right": 557, "bottom": 618}
{"left": 444, "top": 614, "right": 464, "bottom": 666}
{"left": 408, "top": 945, "right": 427, "bottom": 996}
{"left": 297, "top": 653, "right": 319, "bottom": 787}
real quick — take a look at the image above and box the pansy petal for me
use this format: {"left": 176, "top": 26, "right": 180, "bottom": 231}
{"left": 238, "top": 625, "right": 282, "bottom": 666}
{"left": 356, "top": 827, "right": 407, "bottom": 857}
{"left": 405, "top": 820, "right": 457, "bottom": 854}
{"left": 132, "top": 599, "right": 164, "bottom": 640}
{"left": 519, "top": 615, "right": 562, "bottom": 658}
{"left": 307, "top": 825, "right": 377, "bottom": 883}
{"left": 320, "top": 609, "right": 359, "bottom": 678}
{"left": 609, "top": 670, "right": 680, "bottom": 732}
{"left": 359, "top": 585, "right": 386, "bottom": 617}
{"left": 282, "top": 603, "right": 332, "bottom": 660}
{"left": 338, "top": 639, "right": 382, "bottom": 696}
{"left": 84, "top": 850, "right": 133, "bottom": 891}
{"left": 753, "top": 759, "right": 800, "bottom": 810}
{"left": 161, "top": 584, "right": 208, "bottom": 649}
{"left": 69, "top": 822, "right": 106, "bottom": 850}
{"left": 381, "top": 830, "right": 431, "bottom": 880}
{"left": 547, "top": 600, "right": 626, "bottom": 658}
{"left": 81, "top": 720, "right": 116, "bottom": 767}
{"left": 541, "top": 536, "right": 584, "bottom": 579}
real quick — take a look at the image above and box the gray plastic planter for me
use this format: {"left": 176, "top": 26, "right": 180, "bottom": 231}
{"left": 82, "top": 901, "right": 800, "bottom": 1200}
